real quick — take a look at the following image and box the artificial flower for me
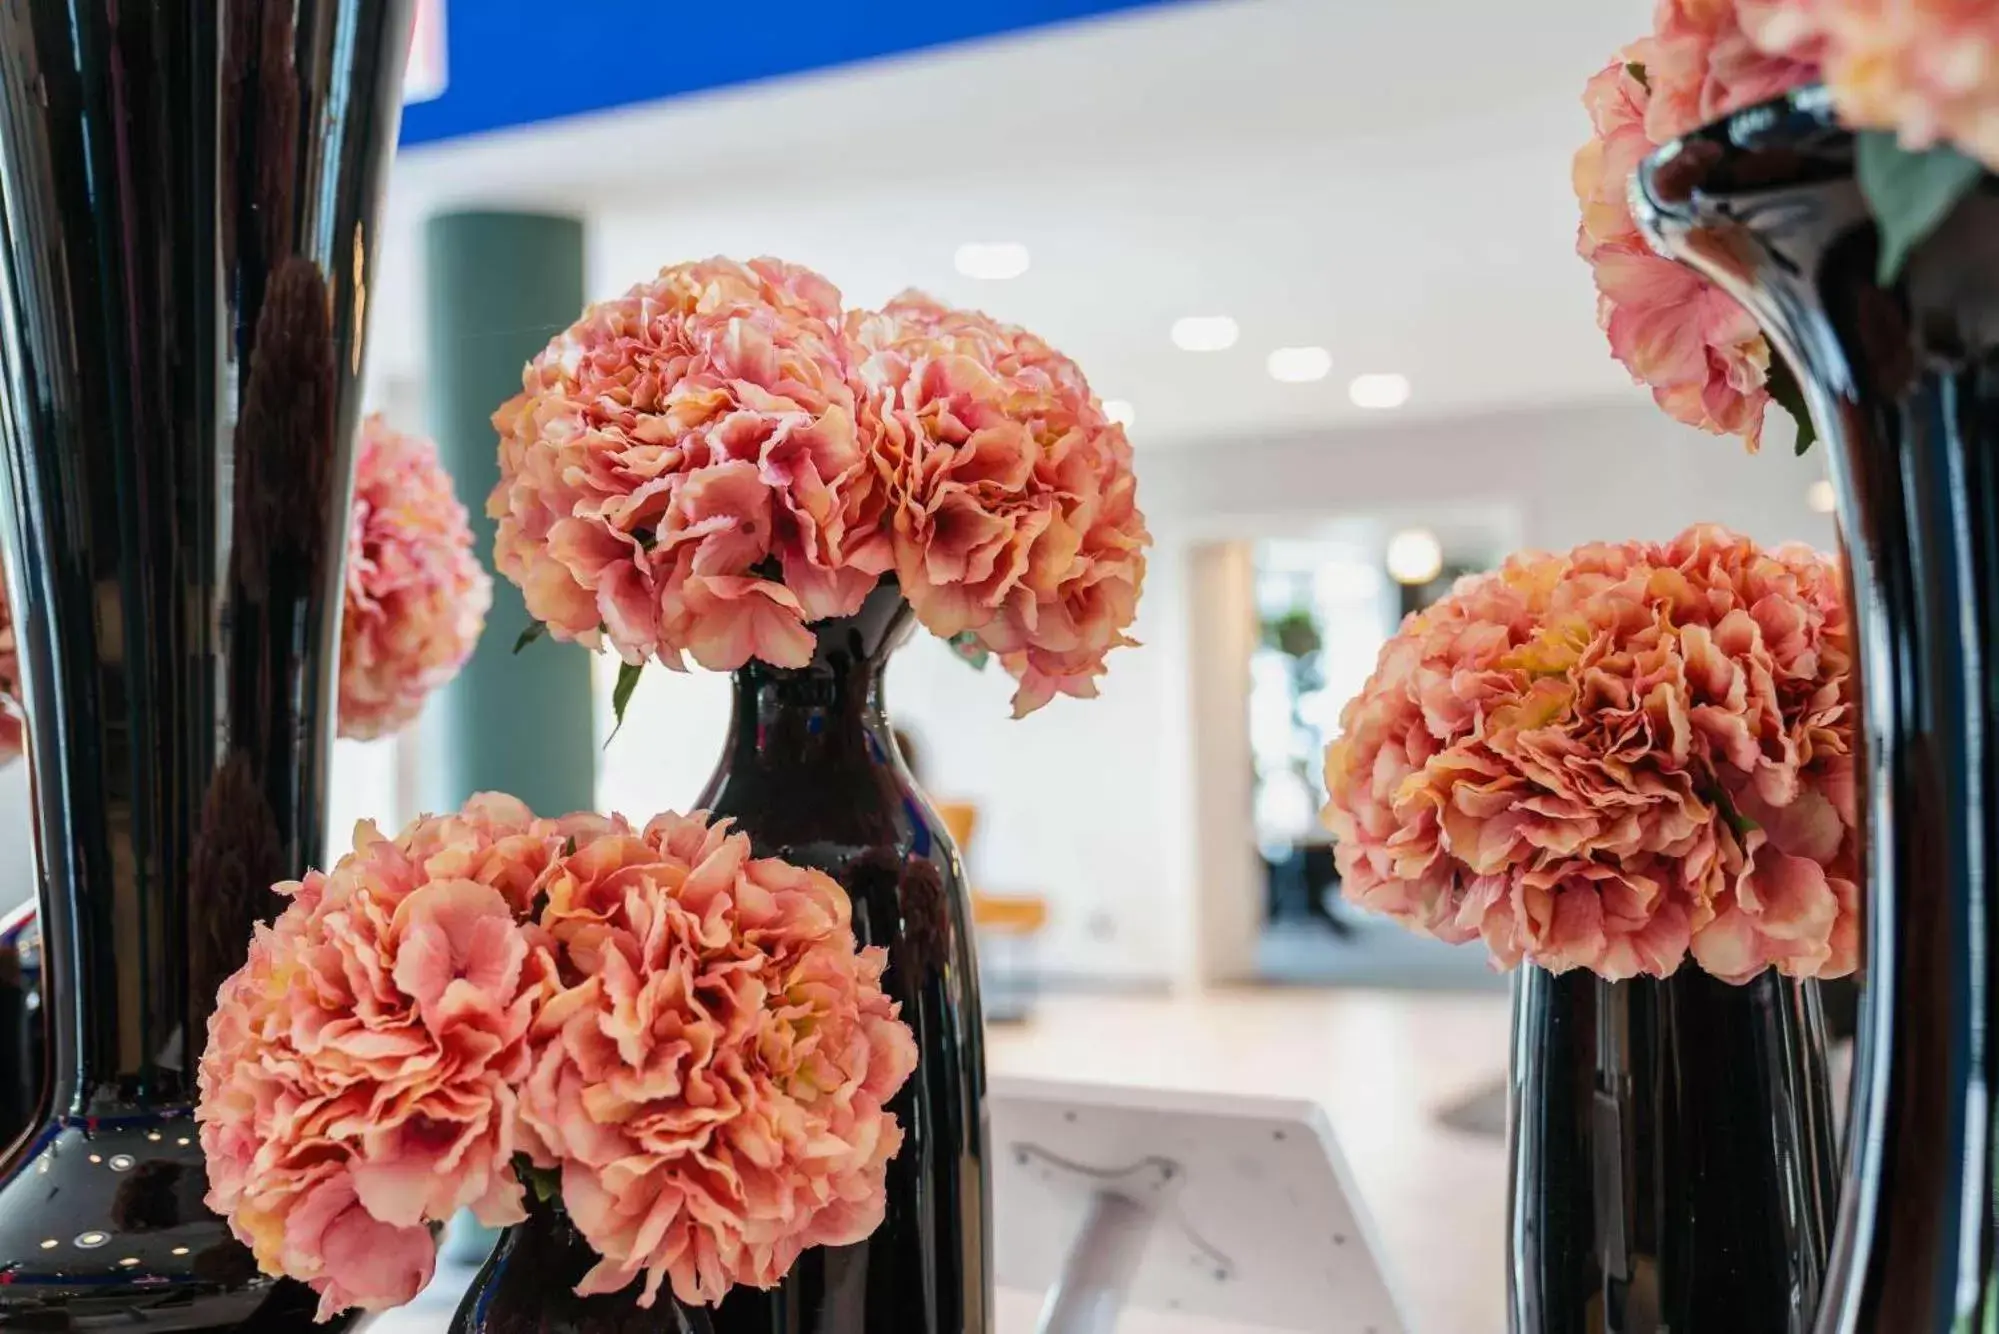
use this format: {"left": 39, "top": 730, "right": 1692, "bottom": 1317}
{"left": 489, "top": 258, "right": 889, "bottom": 674}
{"left": 1322, "top": 525, "right": 1856, "bottom": 984}
{"left": 518, "top": 810, "right": 917, "bottom": 1308}
{"left": 340, "top": 414, "right": 492, "bottom": 740}
{"left": 196, "top": 795, "right": 580, "bottom": 1319}
{"left": 1744, "top": 0, "right": 1999, "bottom": 170}
{"left": 848, "top": 292, "right": 1149, "bottom": 715}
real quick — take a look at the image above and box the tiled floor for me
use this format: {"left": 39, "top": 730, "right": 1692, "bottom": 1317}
{"left": 374, "top": 986, "right": 1514, "bottom": 1334}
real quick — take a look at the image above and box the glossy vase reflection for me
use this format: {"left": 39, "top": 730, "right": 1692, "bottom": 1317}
{"left": 1508, "top": 967, "right": 1837, "bottom": 1334}
{"left": 1634, "top": 88, "right": 1999, "bottom": 1334}
{"left": 458, "top": 582, "right": 991, "bottom": 1334}
{"left": 0, "top": 1, "right": 411, "bottom": 1327}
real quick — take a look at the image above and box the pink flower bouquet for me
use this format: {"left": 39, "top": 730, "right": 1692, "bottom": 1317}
{"left": 1322, "top": 525, "right": 1857, "bottom": 984}
{"left": 1578, "top": 0, "right": 1999, "bottom": 450}
{"left": 196, "top": 795, "right": 916, "bottom": 1319}
{"left": 340, "top": 414, "right": 493, "bottom": 740}
{"left": 489, "top": 257, "right": 1148, "bottom": 718}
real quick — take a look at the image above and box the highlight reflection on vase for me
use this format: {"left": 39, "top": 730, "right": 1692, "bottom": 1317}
{"left": 0, "top": 0, "right": 411, "bottom": 1326}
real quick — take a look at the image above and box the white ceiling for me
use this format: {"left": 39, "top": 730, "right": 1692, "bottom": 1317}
{"left": 369, "top": 0, "right": 1656, "bottom": 448}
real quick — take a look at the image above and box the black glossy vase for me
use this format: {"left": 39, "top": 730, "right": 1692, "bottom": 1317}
{"left": 1636, "top": 89, "right": 1999, "bottom": 1334}
{"left": 0, "top": 1, "right": 410, "bottom": 1327}
{"left": 452, "top": 581, "right": 991, "bottom": 1334}
{"left": 1508, "top": 967, "right": 1837, "bottom": 1333}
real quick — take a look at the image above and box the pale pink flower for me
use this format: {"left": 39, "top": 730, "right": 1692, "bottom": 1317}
{"left": 196, "top": 795, "right": 580, "bottom": 1319}
{"left": 518, "top": 811, "right": 918, "bottom": 1308}
{"left": 1744, "top": 0, "right": 1999, "bottom": 170}
{"left": 340, "top": 414, "right": 492, "bottom": 740}
{"left": 1322, "top": 526, "right": 1856, "bottom": 985}
{"left": 489, "top": 258, "right": 889, "bottom": 673}
{"left": 848, "top": 292, "right": 1149, "bottom": 716}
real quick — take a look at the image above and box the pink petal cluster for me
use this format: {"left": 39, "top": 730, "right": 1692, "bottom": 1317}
{"left": 1745, "top": 0, "right": 1999, "bottom": 170}
{"left": 517, "top": 810, "right": 917, "bottom": 1308}
{"left": 0, "top": 583, "right": 20, "bottom": 766}
{"left": 195, "top": 795, "right": 580, "bottom": 1319}
{"left": 1322, "top": 525, "right": 1857, "bottom": 984}
{"left": 1575, "top": 2, "right": 1817, "bottom": 451}
{"left": 849, "top": 292, "right": 1149, "bottom": 715}
{"left": 489, "top": 258, "right": 890, "bottom": 674}
{"left": 341, "top": 415, "right": 493, "bottom": 740}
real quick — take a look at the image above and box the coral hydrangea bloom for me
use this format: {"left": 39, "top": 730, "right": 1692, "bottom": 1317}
{"left": 1322, "top": 526, "right": 1856, "bottom": 984}
{"left": 489, "top": 258, "right": 889, "bottom": 674}
{"left": 340, "top": 414, "right": 493, "bottom": 740}
{"left": 197, "top": 795, "right": 579, "bottom": 1319}
{"left": 1745, "top": 0, "right": 1999, "bottom": 170}
{"left": 848, "top": 292, "right": 1149, "bottom": 716}
{"left": 1574, "top": 1, "right": 1814, "bottom": 451}
{"left": 0, "top": 584, "right": 21, "bottom": 766}
{"left": 518, "top": 810, "right": 917, "bottom": 1308}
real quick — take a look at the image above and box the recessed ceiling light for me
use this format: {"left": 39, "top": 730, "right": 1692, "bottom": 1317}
{"left": 1386, "top": 529, "right": 1444, "bottom": 586}
{"left": 1807, "top": 479, "right": 1836, "bottom": 514}
{"left": 953, "top": 242, "right": 1030, "bottom": 281}
{"left": 1102, "top": 399, "right": 1136, "bottom": 429}
{"left": 1349, "top": 373, "right": 1411, "bottom": 410}
{"left": 1172, "top": 316, "right": 1239, "bottom": 352}
{"left": 1267, "top": 346, "right": 1332, "bottom": 383}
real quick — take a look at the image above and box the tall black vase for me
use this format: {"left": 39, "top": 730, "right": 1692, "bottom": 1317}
{"left": 1508, "top": 966, "right": 1837, "bottom": 1334}
{"left": 1635, "top": 88, "right": 1999, "bottom": 1333}
{"left": 449, "top": 581, "right": 991, "bottom": 1334}
{"left": 0, "top": 1, "right": 411, "bottom": 1327}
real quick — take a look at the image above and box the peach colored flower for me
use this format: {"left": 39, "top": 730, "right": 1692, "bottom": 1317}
{"left": 518, "top": 810, "right": 917, "bottom": 1308}
{"left": 489, "top": 258, "right": 890, "bottom": 674}
{"left": 340, "top": 414, "right": 492, "bottom": 740}
{"left": 196, "top": 795, "right": 580, "bottom": 1319}
{"left": 1745, "top": 0, "right": 1999, "bottom": 170}
{"left": 1575, "top": 2, "right": 1816, "bottom": 452}
{"left": 848, "top": 292, "right": 1149, "bottom": 716}
{"left": 0, "top": 583, "right": 21, "bottom": 766}
{"left": 1322, "top": 525, "right": 1856, "bottom": 984}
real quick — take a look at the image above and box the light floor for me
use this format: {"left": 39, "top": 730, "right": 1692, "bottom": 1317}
{"left": 375, "top": 987, "right": 1514, "bottom": 1334}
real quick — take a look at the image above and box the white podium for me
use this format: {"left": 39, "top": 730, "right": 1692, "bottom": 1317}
{"left": 991, "top": 1076, "right": 1409, "bottom": 1334}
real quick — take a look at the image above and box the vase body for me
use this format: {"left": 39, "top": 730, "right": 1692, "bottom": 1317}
{"left": 1635, "top": 89, "right": 1999, "bottom": 1334}
{"left": 697, "top": 583, "right": 989, "bottom": 1334}
{"left": 1508, "top": 966, "right": 1837, "bottom": 1334}
{"left": 0, "top": 1, "right": 410, "bottom": 1327}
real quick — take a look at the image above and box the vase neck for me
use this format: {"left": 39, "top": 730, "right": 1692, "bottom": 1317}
{"left": 722, "top": 583, "right": 913, "bottom": 769}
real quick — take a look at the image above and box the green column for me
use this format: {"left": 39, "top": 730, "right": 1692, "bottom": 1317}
{"left": 422, "top": 211, "right": 595, "bottom": 818}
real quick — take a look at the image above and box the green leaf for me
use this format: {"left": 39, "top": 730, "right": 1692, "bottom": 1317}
{"left": 947, "top": 630, "right": 991, "bottom": 671}
{"left": 513, "top": 621, "right": 547, "bottom": 655}
{"left": 1767, "top": 357, "right": 1818, "bottom": 456}
{"left": 1857, "top": 132, "right": 1982, "bottom": 285}
{"left": 514, "top": 1158, "right": 561, "bottom": 1205}
{"left": 608, "top": 661, "right": 643, "bottom": 743}
{"left": 1709, "top": 784, "right": 1761, "bottom": 841}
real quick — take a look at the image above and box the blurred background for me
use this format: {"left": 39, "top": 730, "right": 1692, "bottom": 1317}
{"left": 0, "top": 1, "right": 1841, "bottom": 1328}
